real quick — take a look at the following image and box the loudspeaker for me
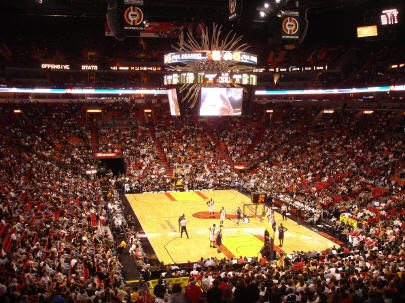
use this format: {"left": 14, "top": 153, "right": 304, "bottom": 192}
{"left": 106, "top": 0, "right": 126, "bottom": 41}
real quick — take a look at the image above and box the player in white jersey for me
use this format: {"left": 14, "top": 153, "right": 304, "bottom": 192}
{"left": 207, "top": 198, "right": 215, "bottom": 218}
{"left": 219, "top": 207, "right": 226, "bottom": 227}
{"left": 209, "top": 224, "right": 216, "bottom": 248}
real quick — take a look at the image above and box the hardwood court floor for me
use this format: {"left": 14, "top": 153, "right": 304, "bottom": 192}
{"left": 126, "top": 189, "right": 339, "bottom": 265}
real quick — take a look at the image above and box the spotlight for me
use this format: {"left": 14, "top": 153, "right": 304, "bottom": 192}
{"left": 275, "top": 0, "right": 281, "bottom": 3}
{"left": 259, "top": 11, "right": 266, "bottom": 18}
{"left": 264, "top": 2, "right": 270, "bottom": 9}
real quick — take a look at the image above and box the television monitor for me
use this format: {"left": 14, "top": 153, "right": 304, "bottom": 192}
{"left": 167, "top": 88, "right": 180, "bottom": 116}
{"left": 199, "top": 87, "right": 243, "bottom": 116}
{"left": 357, "top": 25, "right": 378, "bottom": 38}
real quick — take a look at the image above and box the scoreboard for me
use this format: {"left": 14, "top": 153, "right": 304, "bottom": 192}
{"left": 164, "top": 72, "right": 257, "bottom": 86}
{"left": 252, "top": 192, "right": 273, "bottom": 207}
{"left": 251, "top": 192, "right": 267, "bottom": 204}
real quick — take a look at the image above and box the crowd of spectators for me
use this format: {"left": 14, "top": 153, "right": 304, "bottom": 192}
{"left": 148, "top": 235, "right": 404, "bottom": 303}
{"left": 121, "top": 107, "right": 403, "bottom": 303}
{"left": 0, "top": 104, "right": 129, "bottom": 302}
{"left": 1, "top": 104, "right": 96, "bottom": 171}
{"left": 155, "top": 119, "right": 239, "bottom": 190}
{"left": 122, "top": 119, "right": 171, "bottom": 193}
{"left": 210, "top": 117, "right": 258, "bottom": 165}
{"left": 93, "top": 103, "right": 172, "bottom": 193}
{"left": 138, "top": 107, "right": 404, "bottom": 303}
{"left": 92, "top": 105, "right": 404, "bottom": 249}
{"left": 0, "top": 102, "right": 403, "bottom": 302}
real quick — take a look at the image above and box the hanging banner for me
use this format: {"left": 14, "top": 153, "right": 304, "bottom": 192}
{"left": 281, "top": 11, "right": 300, "bottom": 40}
{"left": 229, "top": 0, "right": 243, "bottom": 21}
{"left": 123, "top": 5, "right": 144, "bottom": 31}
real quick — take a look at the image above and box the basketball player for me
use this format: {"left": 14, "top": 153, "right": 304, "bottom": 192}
{"left": 266, "top": 207, "right": 273, "bottom": 223}
{"left": 281, "top": 204, "right": 288, "bottom": 221}
{"left": 180, "top": 216, "right": 189, "bottom": 239}
{"left": 209, "top": 224, "right": 216, "bottom": 248}
{"left": 271, "top": 216, "right": 277, "bottom": 233}
{"left": 207, "top": 198, "right": 215, "bottom": 218}
{"left": 236, "top": 206, "right": 242, "bottom": 225}
{"left": 219, "top": 207, "right": 226, "bottom": 227}
{"left": 278, "top": 223, "right": 287, "bottom": 246}
{"left": 215, "top": 228, "right": 222, "bottom": 251}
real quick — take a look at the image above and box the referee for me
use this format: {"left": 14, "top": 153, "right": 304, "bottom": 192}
{"left": 178, "top": 214, "right": 185, "bottom": 232}
{"left": 180, "top": 215, "right": 189, "bottom": 239}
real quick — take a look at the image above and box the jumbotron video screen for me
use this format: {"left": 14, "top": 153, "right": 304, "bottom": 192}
{"left": 199, "top": 87, "right": 243, "bottom": 116}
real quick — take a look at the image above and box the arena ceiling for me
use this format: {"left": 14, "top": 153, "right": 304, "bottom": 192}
{"left": 1, "top": 0, "right": 403, "bottom": 43}
{"left": 0, "top": 0, "right": 396, "bottom": 19}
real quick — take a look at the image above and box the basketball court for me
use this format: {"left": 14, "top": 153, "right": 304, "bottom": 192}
{"left": 126, "top": 189, "right": 339, "bottom": 264}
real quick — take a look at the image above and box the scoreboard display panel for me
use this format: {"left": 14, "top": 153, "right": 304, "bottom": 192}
{"left": 251, "top": 192, "right": 267, "bottom": 204}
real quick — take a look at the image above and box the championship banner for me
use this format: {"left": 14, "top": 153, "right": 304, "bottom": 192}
{"left": 281, "top": 11, "right": 300, "bottom": 40}
{"left": 229, "top": 0, "right": 242, "bottom": 21}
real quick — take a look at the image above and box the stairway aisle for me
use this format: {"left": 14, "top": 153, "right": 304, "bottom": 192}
{"left": 149, "top": 126, "right": 173, "bottom": 176}
{"left": 90, "top": 120, "right": 99, "bottom": 153}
